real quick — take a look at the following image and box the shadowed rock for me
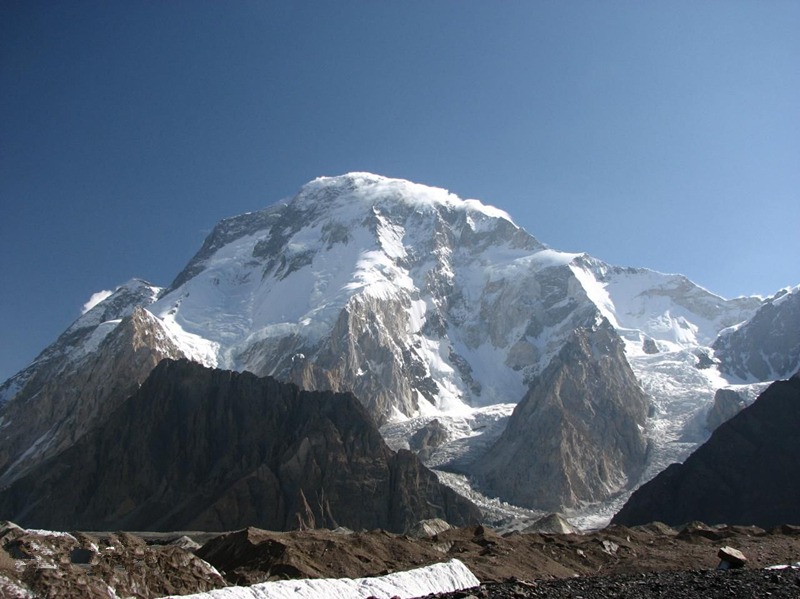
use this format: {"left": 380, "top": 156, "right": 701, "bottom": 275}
{"left": 706, "top": 388, "right": 746, "bottom": 432}
{"left": 0, "top": 359, "right": 480, "bottom": 533}
{"left": 613, "top": 376, "right": 800, "bottom": 528}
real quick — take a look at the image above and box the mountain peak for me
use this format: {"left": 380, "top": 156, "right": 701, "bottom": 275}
{"left": 294, "top": 172, "right": 516, "bottom": 224}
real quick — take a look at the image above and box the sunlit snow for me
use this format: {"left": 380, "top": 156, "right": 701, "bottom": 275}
{"left": 159, "top": 558, "right": 479, "bottom": 599}
{"left": 81, "top": 289, "right": 114, "bottom": 314}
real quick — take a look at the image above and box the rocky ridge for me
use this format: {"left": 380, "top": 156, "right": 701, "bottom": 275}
{"left": 0, "top": 300, "right": 186, "bottom": 485}
{"left": 5, "top": 520, "right": 800, "bottom": 598}
{"left": 0, "top": 522, "right": 226, "bottom": 599}
{"left": 0, "top": 359, "right": 480, "bottom": 533}
{"left": 473, "top": 319, "right": 650, "bottom": 510}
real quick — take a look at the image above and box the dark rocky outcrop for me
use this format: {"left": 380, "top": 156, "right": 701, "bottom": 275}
{"left": 472, "top": 320, "right": 650, "bottom": 511}
{"left": 409, "top": 419, "right": 449, "bottom": 462}
{"left": 694, "top": 348, "right": 717, "bottom": 370}
{"left": 705, "top": 388, "right": 747, "bottom": 432}
{"left": 612, "top": 376, "right": 800, "bottom": 528}
{"left": 0, "top": 359, "right": 480, "bottom": 533}
{"left": 642, "top": 338, "right": 659, "bottom": 354}
{"left": 713, "top": 286, "right": 800, "bottom": 381}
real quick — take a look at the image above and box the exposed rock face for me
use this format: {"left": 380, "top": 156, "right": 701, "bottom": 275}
{"left": 642, "top": 338, "right": 659, "bottom": 354}
{"left": 473, "top": 320, "right": 650, "bottom": 510}
{"left": 0, "top": 303, "right": 186, "bottom": 485}
{"left": 406, "top": 518, "right": 452, "bottom": 539}
{"left": 0, "top": 524, "right": 226, "bottom": 599}
{"left": 0, "top": 279, "right": 160, "bottom": 407}
{"left": 409, "top": 419, "right": 450, "bottom": 461}
{"left": 705, "top": 388, "right": 747, "bottom": 432}
{"left": 233, "top": 248, "right": 602, "bottom": 427}
{"left": 522, "top": 513, "right": 579, "bottom": 534}
{"left": 612, "top": 376, "right": 800, "bottom": 528}
{"left": 713, "top": 286, "right": 800, "bottom": 381}
{"left": 0, "top": 359, "right": 480, "bottom": 533}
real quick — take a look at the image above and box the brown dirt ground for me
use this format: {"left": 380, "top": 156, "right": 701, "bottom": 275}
{"left": 195, "top": 522, "right": 800, "bottom": 585}
{"left": 2, "top": 521, "right": 799, "bottom": 597}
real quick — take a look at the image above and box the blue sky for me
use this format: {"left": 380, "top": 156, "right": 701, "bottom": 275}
{"left": 1, "top": 1, "right": 798, "bottom": 383}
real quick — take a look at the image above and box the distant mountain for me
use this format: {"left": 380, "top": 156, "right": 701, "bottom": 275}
{"left": 0, "top": 295, "right": 186, "bottom": 485}
{"left": 2, "top": 172, "right": 795, "bottom": 518}
{"left": 713, "top": 285, "right": 800, "bottom": 382}
{"left": 611, "top": 374, "right": 800, "bottom": 528}
{"left": 0, "top": 359, "right": 480, "bottom": 532}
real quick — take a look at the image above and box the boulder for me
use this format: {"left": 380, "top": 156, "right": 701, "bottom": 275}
{"left": 170, "top": 536, "right": 201, "bottom": 552}
{"left": 718, "top": 546, "right": 747, "bottom": 569}
{"left": 406, "top": 518, "right": 452, "bottom": 539}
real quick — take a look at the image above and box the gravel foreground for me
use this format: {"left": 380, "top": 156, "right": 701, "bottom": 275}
{"left": 416, "top": 568, "right": 800, "bottom": 599}
{"left": 2, "top": 521, "right": 800, "bottom": 598}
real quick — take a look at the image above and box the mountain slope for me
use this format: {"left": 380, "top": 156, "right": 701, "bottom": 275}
{"left": 612, "top": 374, "right": 800, "bottom": 528}
{"left": 0, "top": 293, "right": 187, "bottom": 484}
{"left": 473, "top": 319, "right": 650, "bottom": 511}
{"left": 0, "top": 279, "right": 160, "bottom": 407}
{"left": 713, "top": 285, "right": 800, "bottom": 382}
{"left": 0, "top": 359, "right": 481, "bottom": 532}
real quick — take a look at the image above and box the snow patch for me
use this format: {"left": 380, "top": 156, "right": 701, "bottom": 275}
{"left": 25, "top": 529, "right": 77, "bottom": 541}
{"left": 158, "top": 558, "right": 478, "bottom": 599}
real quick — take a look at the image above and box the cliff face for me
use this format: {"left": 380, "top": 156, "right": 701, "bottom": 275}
{"left": 0, "top": 306, "right": 186, "bottom": 485}
{"left": 612, "top": 375, "right": 800, "bottom": 528}
{"left": 473, "top": 320, "right": 650, "bottom": 511}
{"left": 0, "top": 359, "right": 480, "bottom": 533}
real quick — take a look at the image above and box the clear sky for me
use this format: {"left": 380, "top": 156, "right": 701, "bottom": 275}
{"left": 1, "top": 1, "right": 798, "bottom": 383}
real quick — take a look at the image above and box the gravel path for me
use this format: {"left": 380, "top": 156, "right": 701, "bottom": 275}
{"left": 418, "top": 568, "right": 800, "bottom": 598}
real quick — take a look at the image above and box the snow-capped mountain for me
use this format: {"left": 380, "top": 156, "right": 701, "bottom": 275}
{"left": 0, "top": 279, "right": 161, "bottom": 407}
{"left": 136, "top": 174, "right": 760, "bottom": 424}
{"left": 1, "top": 172, "right": 793, "bottom": 520}
{"left": 713, "top": 284, "right": 800, "bottom": 382}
